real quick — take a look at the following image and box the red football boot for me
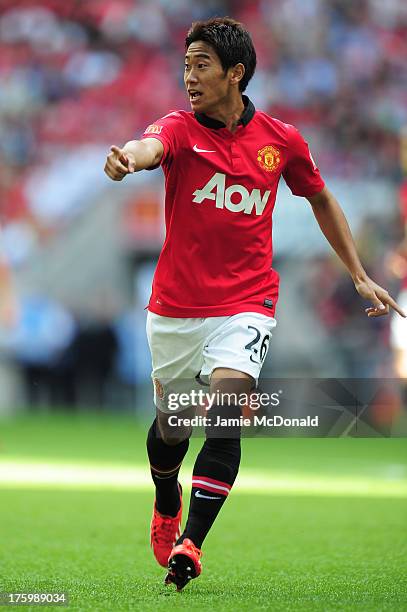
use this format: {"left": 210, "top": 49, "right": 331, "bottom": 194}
{"left": 150, "top": 484, "right": 182, "bottom": 567}
{"left": 165, "top": 538, "right": 203, "bottom": 591}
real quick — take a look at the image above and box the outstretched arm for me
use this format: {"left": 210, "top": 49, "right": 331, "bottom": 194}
{"left": 104, "top": 138, "right": 164, "bottom": 181}
{"left": 307, "top": 186, "right": 406, "bottom": 318}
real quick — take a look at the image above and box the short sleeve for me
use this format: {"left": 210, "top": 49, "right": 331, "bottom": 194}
{"left": 283, "top": 125, "right": 325, "bottom": 197}
{"left": 141, "top": 111, "right": 185, "bottom": 167}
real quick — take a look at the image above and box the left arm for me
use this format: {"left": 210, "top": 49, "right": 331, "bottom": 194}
{"left": 307, "top": 186, "right": 406, "bottom": 318}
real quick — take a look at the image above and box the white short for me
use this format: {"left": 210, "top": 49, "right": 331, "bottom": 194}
{"left": 146, "top": 311, "right": 276, "bottom": 412}
{"left": 390, "top": 289, "right": 407, "bottom": 350}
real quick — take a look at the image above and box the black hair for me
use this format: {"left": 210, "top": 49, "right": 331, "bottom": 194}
{"left": 185, "top": 17, "right": 257, "bottom": 92}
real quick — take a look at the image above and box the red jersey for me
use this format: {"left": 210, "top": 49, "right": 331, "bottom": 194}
{"left": 141, "top": 96, "right": 324, "bottom": 318}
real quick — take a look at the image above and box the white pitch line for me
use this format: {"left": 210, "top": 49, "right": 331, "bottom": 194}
{"left": 0, "top": 460, "right": 406, "bottom": 497}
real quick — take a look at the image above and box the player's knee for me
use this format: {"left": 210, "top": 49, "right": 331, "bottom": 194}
{"left": 210, "top": 368, "right": 254, "bottom": 397}
{"left": 156, "top": 412, "right": 192, "bottom": 445}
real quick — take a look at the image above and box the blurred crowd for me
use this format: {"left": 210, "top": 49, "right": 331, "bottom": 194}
{"left": 306, "top": 215, "right": 402, "bottom": 378}
{"left": 0, "top": 287, "right": 153, "bottom": 409}
{"left": 1, "top": 0, "right": 406, "bottom": 246}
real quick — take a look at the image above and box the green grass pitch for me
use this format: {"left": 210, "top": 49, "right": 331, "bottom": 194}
{"left": 0, "top": 413, "right": 406, "bottom": 611}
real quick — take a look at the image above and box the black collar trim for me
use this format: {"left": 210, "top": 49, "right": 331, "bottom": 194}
{"left": 194, "top": 95, "right": 255, "bottom": 130}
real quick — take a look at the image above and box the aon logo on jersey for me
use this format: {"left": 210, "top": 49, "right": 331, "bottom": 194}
{"left": 192, "top": 173, "right": 270, "bottom": 216}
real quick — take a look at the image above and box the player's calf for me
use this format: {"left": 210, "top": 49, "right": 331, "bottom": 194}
{"left": 177, "top": 416, "right": 241, "bottom": 549}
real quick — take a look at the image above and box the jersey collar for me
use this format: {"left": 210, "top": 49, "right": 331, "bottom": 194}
{"left": 194, "top": 95, "right": 255, "bottom": 130}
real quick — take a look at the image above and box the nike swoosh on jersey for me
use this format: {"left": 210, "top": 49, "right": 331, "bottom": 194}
{"left": 195, "top": 490, "right": 222, "bottom": 500}
{"left": 193, "top": 144, "right": 216, "bottom": 153}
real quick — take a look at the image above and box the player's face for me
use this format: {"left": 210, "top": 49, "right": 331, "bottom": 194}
{"left": 184, "top": 42, "right": 231, "bottom": 113}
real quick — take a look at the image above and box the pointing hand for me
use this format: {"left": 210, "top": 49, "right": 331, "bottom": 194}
{"left": 104, "top": 145, "right": 136, "bottom": 181}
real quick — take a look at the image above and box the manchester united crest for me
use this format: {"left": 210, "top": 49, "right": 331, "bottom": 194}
{"left": 257, "top": 145, "right": 281, "bottom": 172}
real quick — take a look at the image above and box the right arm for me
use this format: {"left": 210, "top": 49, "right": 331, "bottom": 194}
{"left": 104, "top": 138, "right": 164, "bottom": 181}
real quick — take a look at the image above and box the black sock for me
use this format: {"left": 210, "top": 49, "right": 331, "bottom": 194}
{"left": 177, "top": 436, "right": 241, "bottom": 548}
{"left": 146, "top": 419, "right": 189, "bottom": 517}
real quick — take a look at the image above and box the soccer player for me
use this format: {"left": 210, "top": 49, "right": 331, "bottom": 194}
{"left": 104, "top": 17, "right": 405, "bottom": 590}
